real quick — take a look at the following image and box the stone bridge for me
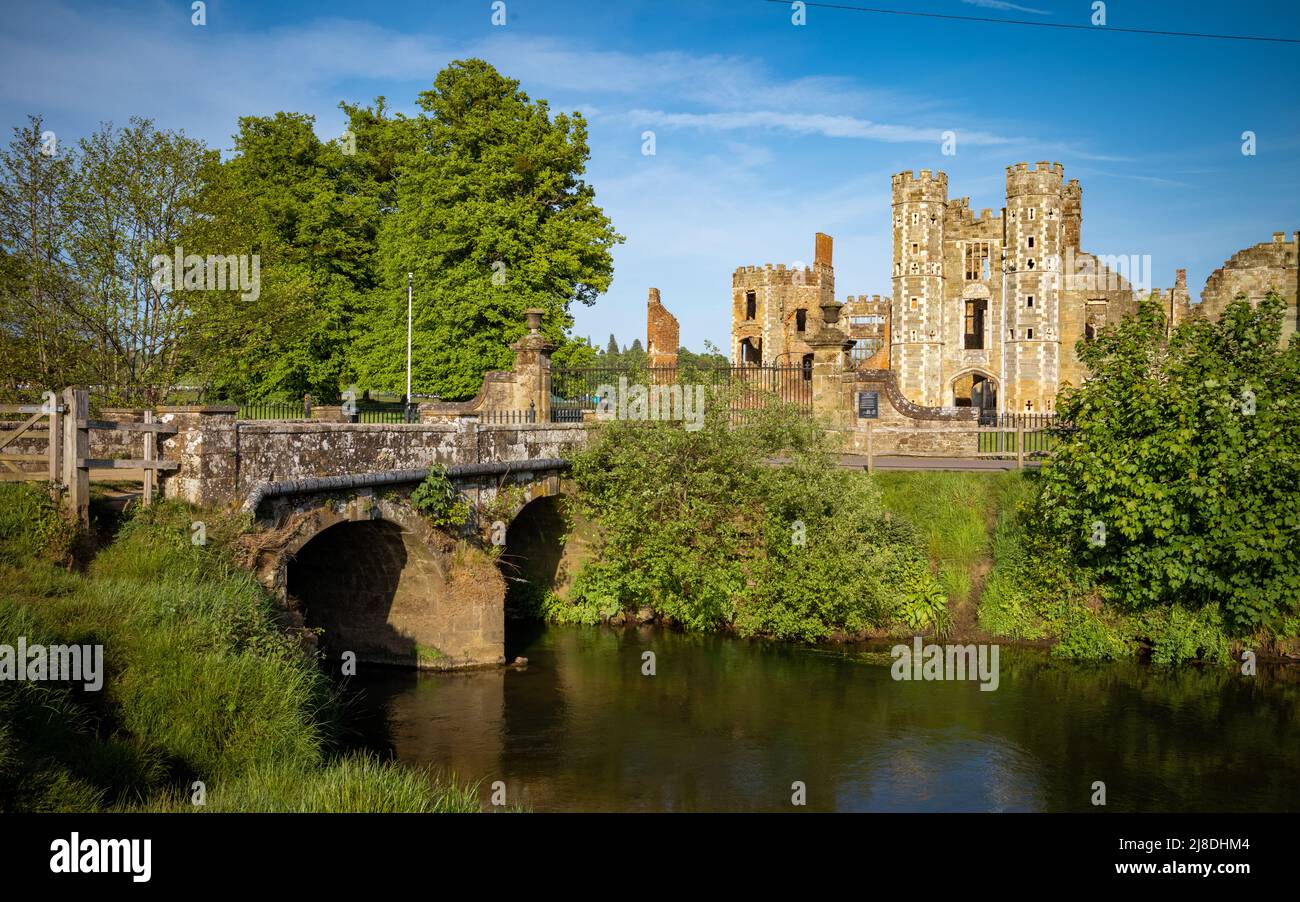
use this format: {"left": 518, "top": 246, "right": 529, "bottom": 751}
{"left": 137, "top": 311, "right": 589, "bottom": 670}
{"left": 153, "top": 407, "right": 586, "bottom": 670}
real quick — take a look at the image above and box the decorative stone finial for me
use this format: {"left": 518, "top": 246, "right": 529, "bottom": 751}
{"left": 524, "top": 308, "right": 544, "bottom": 335}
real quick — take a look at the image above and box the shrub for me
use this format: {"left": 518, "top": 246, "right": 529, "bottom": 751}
{"left": 410, "top": 466, "right": 471, "bottom": 529}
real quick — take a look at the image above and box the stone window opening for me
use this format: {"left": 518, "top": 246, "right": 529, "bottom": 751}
{"left": 1026, "top": 400, "right": 1034, "bottom": 411}
{"left": 801, "top": 353, "right": 813, "bottom": 381}
{"left": 1027, "top": 328, "right": 1034, "bottom": 339}
{"left": 964, "top": 241, "right": 993, "bottom": 281}
{"left": 795, "top": 308, "right": 807, "bottom": 332}
{"left": 1027, "top": 258, "right": 1035, "bottom": 270}
{"left": 745, "top": 291, "right": 756, "bottom": 320}
{"left": 1028, "top": 208, "right": 1036, "bottom": 220}
{"left": 1028, "top": 236, "right": 1034, "bottom": 248}
{"left": 911, "top": 297, "right": 919, "bottom": 310}
{"left": 964, "top": 298, "right": 986, "bottom": 349}
{"left": 1009, "top": 328, "right": 1016, "bottom": 339}
{"left": 912, "top": 242, "right": 919, "bottom": 255}
{"left": 740, "top": 337, "right": 762, "bottom": 365}
{"left": 1027, "top": 295, "right": 1034, "bottom": 308}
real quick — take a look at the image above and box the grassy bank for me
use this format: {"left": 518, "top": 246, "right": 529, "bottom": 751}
{"left": 872, "top": 469, "right": 1250, "bottom": 665}
{"left": 0, "top": 483, "right": 479, "bottom": 813}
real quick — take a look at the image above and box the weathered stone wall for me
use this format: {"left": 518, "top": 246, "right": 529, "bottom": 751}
{"left": 1198, "top": 231, "right": 1299, "bottom": 342}
{"left": 837, "top": 369, "right": 979, "bottom": 456}
{"left": 254, "top": 493, "right": 507, "bottom": 669}
{"left": 158, "top": 416, "right": 587, "bottom": 508}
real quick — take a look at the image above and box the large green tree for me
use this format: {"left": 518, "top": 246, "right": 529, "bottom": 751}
{"left": 182, "top": 112, "right": 381, "bottom": 401}
{"left": 351, "top": 59, "right": 622, "bottom": 399}
{"left": 1035, "top": 292, "right": 1300, "bottom": 632}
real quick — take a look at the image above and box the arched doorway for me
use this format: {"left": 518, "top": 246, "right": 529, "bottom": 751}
{"left": 952, "top": 371, "right": 998, "bottom": 417}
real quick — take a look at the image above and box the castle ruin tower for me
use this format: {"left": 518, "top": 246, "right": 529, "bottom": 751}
{"left": 891, "top": 170, "right": 947, "bottom": 406}
{"left": 1003, "top": 162, "right": 1066, "bottom": 413}
{"left": 646, "top": 287, "right": 679, "bottom": 369}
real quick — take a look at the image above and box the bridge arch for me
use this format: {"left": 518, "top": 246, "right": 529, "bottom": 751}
{"left": 259, "top": 494, "right": 506, "bottom": 669}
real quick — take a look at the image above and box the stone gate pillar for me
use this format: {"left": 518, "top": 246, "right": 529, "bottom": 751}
{"left": 156, "top": 404, "right": 239, "bottom": 506}
{"left": 808, "top": 301, "right": 854, "bottom": 429}
{"left": 511, "top": 309, "right": 557, "bottom": 422}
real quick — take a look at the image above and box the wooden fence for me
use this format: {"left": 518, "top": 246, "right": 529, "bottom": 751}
{"left": 0, "top": 388, "right": 178, "bottom": 526}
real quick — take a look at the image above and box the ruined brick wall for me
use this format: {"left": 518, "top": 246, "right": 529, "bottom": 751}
{"left": 646, "top": 287, "right": 679, "bottom": 368}
{"left": 731, "top": 233, "right": 835, "bottom": 365}
{"left": 1198, "top": 231, "right": 1299, "bottom": 342}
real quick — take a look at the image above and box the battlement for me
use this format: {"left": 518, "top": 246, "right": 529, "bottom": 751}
{"left": 842, "top": 294, "right": 890, "bottom": 307}
{"left": 893, "top": 168, "right": 948, "bottom": 203}
{"left": 732, "top": 262, "right": 824, "bottom": 287}
{"left": 1006, "top": 160, "right": 1066, "bottom": 197}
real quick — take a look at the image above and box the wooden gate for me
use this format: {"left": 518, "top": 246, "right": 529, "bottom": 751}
{"left": 0, "top": 388, "right": 178, "bottom": 526}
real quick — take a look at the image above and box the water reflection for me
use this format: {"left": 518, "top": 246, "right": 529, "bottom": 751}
{"left": 344, "top": 624, "right": 1300, "bottom": 812}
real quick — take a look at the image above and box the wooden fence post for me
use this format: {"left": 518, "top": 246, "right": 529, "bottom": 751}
{"left": 47, "top": 392, "right": 61, "bottom": 492}
{"left": 142, "top": 409, "right": 156, "bottom": 506}
{"left": 62, "top": 388, "right": 89, "bottom": 527}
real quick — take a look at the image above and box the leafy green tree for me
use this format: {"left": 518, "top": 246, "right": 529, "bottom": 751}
{"left": 0, "top": 116, "right": 81, "bottom": 397}
{"left": 1035, "top": 292, "right": 1300, "bottom": 632}
{"left": 0, "top": 116, "right": 210, "bottom": 404}
{"left": 182, "top": 112, "right": 380, "bottom": 401}
{"left": 352, "top": 59, "right": 622, "bottom": 399}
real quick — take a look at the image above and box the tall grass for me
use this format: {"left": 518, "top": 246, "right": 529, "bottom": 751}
{"left": 0, "top": 484, "right": 483, "bottom": 813}
{"left": 872, "top": 471, "right": 1021, "bottom": 605}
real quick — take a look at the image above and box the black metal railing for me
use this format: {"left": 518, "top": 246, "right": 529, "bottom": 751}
{"left": 238, "top": 401, "right": 307, "bottom": 420}
{"left": 480, "top": 407, "right": 538, "bottom": 425}
{"left": 549, "top": 364, "right": 812, "bottom": 423}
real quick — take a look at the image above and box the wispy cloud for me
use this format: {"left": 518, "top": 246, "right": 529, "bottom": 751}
{"left": 628, "top": 110, "right": 1024, "bottom": 146}
{"left": 961, "top": 0, "right": 1051, "bottom": 15}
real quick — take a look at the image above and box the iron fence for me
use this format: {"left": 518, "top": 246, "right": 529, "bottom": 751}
{"left": 238, "top": 401, "right": 306, "bottom": 420}
{"left": 480, "top": 407, "right": 539, "bottom": 425}
{"left": 549, "top": 364, "right": 812, "bottom": 423}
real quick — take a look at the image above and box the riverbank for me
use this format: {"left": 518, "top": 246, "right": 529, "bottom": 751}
{"left": 0, "top": 483, "right": 480, "bottom": 813}
{"left": 554, "top": 453, "right": 1288, "bottom": 664}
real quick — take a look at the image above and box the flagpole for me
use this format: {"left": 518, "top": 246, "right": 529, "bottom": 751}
{"left": 406, "top": 272, "right": 413, "bottom": 407}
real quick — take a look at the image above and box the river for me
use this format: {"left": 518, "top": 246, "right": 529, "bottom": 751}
{"left": 344, "top": 622, "right": 1300, "bottom": 812}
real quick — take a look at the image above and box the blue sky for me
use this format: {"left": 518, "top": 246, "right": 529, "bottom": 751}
{"left": 3, "top": 0, "right": 1298, "bottom": 351}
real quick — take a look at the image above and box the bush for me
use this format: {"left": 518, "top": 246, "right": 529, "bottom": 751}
{"left": 562, "top": 392, "right": 943, "bottom": 641}
{"left": 1035, "top": 292, "right": 1300, "bottom": 633}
